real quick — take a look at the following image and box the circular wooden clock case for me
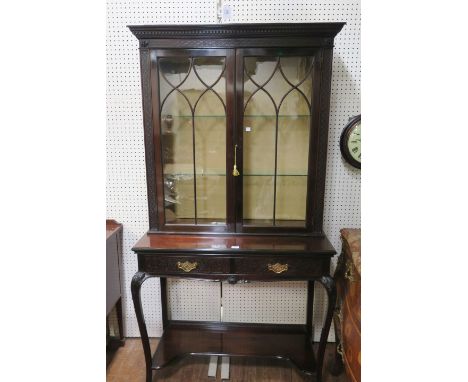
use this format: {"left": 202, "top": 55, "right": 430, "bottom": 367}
{"left": 340, "top": 115, "right": 361, "bottom": 169}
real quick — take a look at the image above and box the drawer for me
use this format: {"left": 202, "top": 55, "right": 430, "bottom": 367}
{"left": 233, "top": 256, "right": 329, "bottom": 278}
{"left": 139, "top": 254, "right": 230, "bottom": 275}
{"left": 342, "top": 294, "right": 361, "bottom": 382}
{"left": 346, "top": 280, "right": 361, "bottom": 324}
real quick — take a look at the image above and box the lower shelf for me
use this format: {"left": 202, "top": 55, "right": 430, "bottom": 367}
{"left": 152, "top": 321, "right": 317, "bottom": 376}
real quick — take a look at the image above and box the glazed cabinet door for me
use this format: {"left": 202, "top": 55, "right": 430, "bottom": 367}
{"left": 150, "top": 49, "right": 235, "bottom": 232}
{"left": 235, "top": 48, "right": 322, "bottom": 233}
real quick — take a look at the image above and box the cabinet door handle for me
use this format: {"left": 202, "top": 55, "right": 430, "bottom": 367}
{"left": 267, "top": 263, "right": 288, "bottom": 274}
{"left": 232, "top": 144, "right": 240, "bottom": 176}
{"left": 177, "top": 261, "right": 198, "bottom": 272}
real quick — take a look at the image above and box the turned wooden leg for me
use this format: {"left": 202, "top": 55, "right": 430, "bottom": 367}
{"left": 316, "top": 275, "right": 337, "bottom": 382}
{"left": 131, "top": 272, "right": 153, "bottom": 382}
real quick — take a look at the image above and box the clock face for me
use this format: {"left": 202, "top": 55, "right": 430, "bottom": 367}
{"left": 340, "top": 115, "right": 361, "bottom": 169}
{"left": 347, "top": 121, "right": 361, "bottom": 163}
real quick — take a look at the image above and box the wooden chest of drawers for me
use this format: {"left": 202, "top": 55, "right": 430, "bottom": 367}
{"left": 332, "top": 228, "right": 361, "bottom": 382}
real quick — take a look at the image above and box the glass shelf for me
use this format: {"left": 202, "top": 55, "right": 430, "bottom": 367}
{"left": 244, "top": 115, "right": 310, "bottom": 118}
{"left": 164, "top": 173, "right": 226, "bottom": 177}
{"left": 243, "top": 219, "right": 306, "bottom": 228}
{"left": 244, "top": 174, "right": 308, "bottom": 177}
{"left": 164, "top": 173, "right": 308, "bottom": 177}
{"left": 162, "top": 115, "right": 310, "bottom": 118}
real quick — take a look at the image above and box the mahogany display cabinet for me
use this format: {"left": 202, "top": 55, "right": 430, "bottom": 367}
{"left": 129, "top": 22, "right": 345, "bottom": 382}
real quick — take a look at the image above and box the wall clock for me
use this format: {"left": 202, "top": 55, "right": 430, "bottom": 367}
{"left": 340, "top": 114, "right": 361, "bottom": 169}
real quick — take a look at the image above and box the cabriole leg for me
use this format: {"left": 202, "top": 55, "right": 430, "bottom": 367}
{"left": 316, "top": 275, "right": 337, "bottom": 382}
{"left": 131, "top": 272, "right": 153, "bottom": 382}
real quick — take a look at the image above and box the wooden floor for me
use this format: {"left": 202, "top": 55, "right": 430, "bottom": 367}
{"left": 107, "top": 339, "right": 349, "bottom": 382}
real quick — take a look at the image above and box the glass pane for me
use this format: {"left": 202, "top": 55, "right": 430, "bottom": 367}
{"left": 159, "top": 56, "right": 227, "bottom": 225}
{"left": 243, "top": 90, "right": 276, "bottom": 175}
{"left": 263, "top": 69, "right": 291, "bottom": 107}
{"left": 244, "top": 56, "right": 278, "bottom": 86}
{"left": 243, "top": 176, "right": 274, "bottom": 226}
{"left": 243, "top": 56, "right": 313, "bottom": 227}
{"left": 280, "top": 56, "right": 313, "bottom": 86}
{"left": 275, "top": 176, "right": 308, "bottom": 224}
{"left": 164, "top": 175, "right": 195, "bottom": 224}
{"left": 277, "top": 93, "right": 311, "bottom": 176}
{"left": 196, "top": 175, "right": 226, "bottom": 222}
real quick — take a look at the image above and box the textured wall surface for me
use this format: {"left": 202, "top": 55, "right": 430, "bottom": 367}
{"left": 106, "top": 0, "right": 360, "bottom": 340}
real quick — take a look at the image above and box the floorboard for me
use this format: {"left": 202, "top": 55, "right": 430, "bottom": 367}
{"left": 107, "top": 339, "right": 350, "bottom": 382}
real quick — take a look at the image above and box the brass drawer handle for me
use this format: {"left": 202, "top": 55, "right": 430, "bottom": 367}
{"left": 344, "top": 260, "right": 357, "bottom": 282}
{"left": 177, "top": 261, "right": 198, "bottom": 273}
{"left": 267, "top": 263, "right": 289, "bottom": 274}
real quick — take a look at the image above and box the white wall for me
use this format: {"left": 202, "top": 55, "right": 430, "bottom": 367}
{"left": 106, "top": 0, "right": 360, "bottom": 340}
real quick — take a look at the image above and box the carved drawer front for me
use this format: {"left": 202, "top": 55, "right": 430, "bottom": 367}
{"left": 139, "top": 254, "right": 230, "bottom": 275}
{"left": 233, "top": 256, "right": 328, "bottom": 278}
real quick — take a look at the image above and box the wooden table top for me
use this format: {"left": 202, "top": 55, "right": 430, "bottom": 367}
{"left": 340, "top": 228, "right": 361, "bottom": 275}
{"left": 133, "top": 232, "right": 336, "bottom": 255}
{"left": 107, "top": 219, "right": 122, "bottom": 240}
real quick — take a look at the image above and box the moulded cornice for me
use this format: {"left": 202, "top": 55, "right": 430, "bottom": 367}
{"left": 128, "top": 22, "right": 345, "bottom": 40}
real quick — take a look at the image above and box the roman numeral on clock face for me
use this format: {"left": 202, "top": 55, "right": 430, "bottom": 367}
{"left": 352, "top": 146, "right": 359, "bottom": 153}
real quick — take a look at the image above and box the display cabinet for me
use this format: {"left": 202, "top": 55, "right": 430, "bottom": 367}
{"left": 129, "top": 23, "right": 344, "bottom": 382}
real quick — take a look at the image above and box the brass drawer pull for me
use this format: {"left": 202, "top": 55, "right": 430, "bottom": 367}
{"left": 267, "top": 263, "right": 289, "bottom": 274}
{"left": 344, "top": 260, "right": 357, "bottom": 282}
{"left": 177, "top": 261, "right": 198, "bottom": 273}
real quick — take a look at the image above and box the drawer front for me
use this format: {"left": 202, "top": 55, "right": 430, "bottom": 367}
{"left": 346, "top": 279, "right": 361, "bottom": 324}
{"left": 139, "top": 254, "right": 230, "bottom": 275}
{"left": 342, "top": 295, "right": 361, "bottom": 382}
{"left": 233, "top": 257, "right": 329, "bottom": 278}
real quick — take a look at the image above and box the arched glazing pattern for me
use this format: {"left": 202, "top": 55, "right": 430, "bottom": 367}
{"left": 159, "top": 56, "right": 227, "bottom": 225}
{"left": 243, "top": 56, "right": 314, "bottom": 227}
